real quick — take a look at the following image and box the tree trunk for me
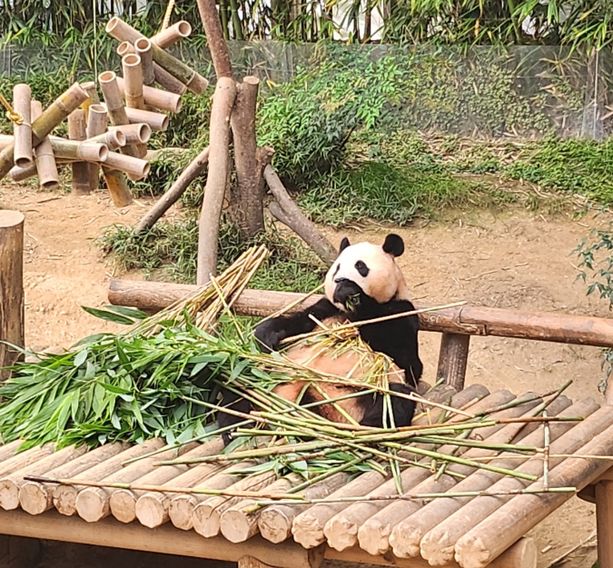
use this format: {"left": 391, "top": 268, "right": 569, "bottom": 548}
{"left": 195, "top": 0, "right": 233, "bottom": 79}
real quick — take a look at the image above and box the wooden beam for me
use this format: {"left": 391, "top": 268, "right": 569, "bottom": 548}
{"left": 0, "top": 211, "right": 24, "bottom": 381}
{"left": 108, "top": 279, "right": 613, "bottom": 348}
{"left": 596, "top": 481, "right": 613, "bottom": 568}
{"left": 436, "top": 333, "right": 470, "bottom": 390}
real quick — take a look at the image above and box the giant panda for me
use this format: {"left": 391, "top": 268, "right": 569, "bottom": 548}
{"left": 218, "top": 233, "right": 422, "bottom": 440}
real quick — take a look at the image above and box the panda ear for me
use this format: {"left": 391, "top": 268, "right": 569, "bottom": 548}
{"left": 383, "top": 234, "right": 404, "bottom": 257}
{"left": 339, "top": 237, "right": 351, "bottom": 253}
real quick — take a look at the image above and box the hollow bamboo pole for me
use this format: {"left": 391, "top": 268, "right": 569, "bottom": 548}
{"left": 124, "top": 106, "right": 169, "bottom": 131}
{"left": 12, "top": 84, "right": 33, "bottom": 168}
{"left": 105, "top": 17, "right": 207, "bottom": 94}
{"left": 108, "top": 123, "right": 151, "bottom": 145}
{"left": 455, "top": 421, "right": 613, "bottom": 568}
{"left": 80, "top": 81, "right": 102, "bottom": 186}
{"left": 0, "top": 211, "right": 25, "bottom": 381}
{"left": 19, "top": 444, "right": 127, "bottom": 516}
{"left": 116, "top": 77, "right": 182, "bottom": 113}
{"left": 107, "top": 280, "right": 613, "bottom": 349}
{"left": 53, "top": 440, "right": 163, "bottom": 516}
{"left": 391, "top": 398, "right": 589, "bottom": 560}
{"left": 135, "top": 38, "right": 155, "bottom": 86}
{"left": 85, "top": 103, "right": 107, "bottom": 189}
{"left": 421, "top": 404, "right": 613, "bottom": 567}
{"left": 104, "top": 150, "right": 150, "bottom": 180}
{"left": 151, "top": 20, "right": 192, "bottom": 48}
{"left": 0, "top": 82, "right": 88, "bottom": 179}
{"left": 122, "top": 53, "right": 145, "bottom": 110}
{"left": 30, "top": 101, "right": 59, "bottom": 191}
{"left": 87, "top": 130, "right": 127, "bottom": 150}
{"left": 8, "top": 163, "right": 38, "bottom": 182}
{"left": 50, "top": 138, "right": 108, "bottom": 162}
{"left": 67, "top": 109, "right": 92, "bottom": 194}
{"left": 197, "top": 77, "right": 236, "bottom": 284}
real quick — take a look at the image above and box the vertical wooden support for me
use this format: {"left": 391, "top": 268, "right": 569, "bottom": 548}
{"left": 596, "top": 481, "right": 613, "bottom": 568}
{"left": 436, "top": 332, "right": 470, "bottom": 391}
{"left": 0, "top": 211, "right": 25, "bottom": 381}
{"left": 67, "top": 110, "right": 91, "bottom": 195}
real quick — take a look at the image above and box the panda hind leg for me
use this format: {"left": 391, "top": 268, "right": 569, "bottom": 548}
{"left": 360, "top": 383, "right": 417, "bottom": 428}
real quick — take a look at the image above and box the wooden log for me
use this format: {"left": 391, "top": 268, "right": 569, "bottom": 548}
{"left": 19, "top": 443, "right": 126, "bottom": 516}
{"left": 87, "top": 130, "right": 127, "bottom": 150}
{"left": 195, "top": 0, "right": 233, "bottom": 78}
{"left": 196, "top": 77, "right": 236, "bottom": 284}
{"left": 53, "top": 440, "right": 162, "bottom": 516}
{"left": 0, "top": 445, "right": 87, "bottom": 510}
{"left": 12, "top": 84, "right": 33, "bottom": 168}
{"left": 105, "top": 17, "right": 208, "bottom": 94}
{"left": 0, "top": 445, "right": 55, "bottom": 479}
{"left": 75, "top": 440, "right": 194, "bottom": 523}
{"left": 437, "top": 333, "right": 470, "bottom": 391}
{"left": 107, "top": 280, "right": 613, "bottom": 348}
{"left": 455, "top": 421, "right": 613, "bottom": 568}
{"left": 111, "top": 439, "right": 221, "bottom": 525}
{"left": 0, "top": 82, "right": 88, "bottom": 179}
{"left": 116, "top": 76, "right": 182, "bottom": 114}
{"left": 104, "top": 150, "right": 150, "bottom": 180}
{"left": 124, "top": 106, "right": 169, "bottom": 131}
{"left": 0, "top": 509, "right": 326, "bottom": 568}
{"left": 134, "top": 146, "right": 209, "bottom": 234}
{"left": 67, "top": 109, "right": 92, "bottom": 194}
{"left": 596, "top": 480, "right": 613, "bottom": 568}
{"left": 135, "top": 38, "right": 154, "bottom": 86}
{"left": 0, "top": 211, "right": 24, "bottom": 380}
{"left": 391, "top": 397, "right": 588, "bottom": 559}
{"left": 421, "top": 401, "right": 613, "bottom": 566}
{"left": 265, "top": 167, "right": 336, "bottom": 265}
{"left": 0, "top": 441, "right": 25, "bottom": 463}
{"left": 50, "top": 138, "right": 108, "bottom": 162}
{"left": 151, "top": 21, "right": 192, "bottom": 49}
{"left": 109, "top": 123, "right": 151, "bottom": 144}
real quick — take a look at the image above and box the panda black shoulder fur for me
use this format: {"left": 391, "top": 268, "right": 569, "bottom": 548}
{"left": 218, "top": 233, "right": 423, "bottom": 441}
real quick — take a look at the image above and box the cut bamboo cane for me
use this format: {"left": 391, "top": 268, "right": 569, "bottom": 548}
{"left": 87, "top": 130, "right": 127, "bottom": 150}
{"left": 135, "top": 38, "right": 155, "bottom": 86}
{"left": 12, "top": 84, "right": 33, "bottom": 168}
{"left": 103, "top": 150, "right": 150, "bottom": 180}
{"left": 390, "top": 397, "right": 587, "bottom": 559}
{"left": 53, "top": 440, "right": 163, "bottom": 517}
{"left": 454, "top": 421, "right": 613, "bottom": 568}
{"left": 49, "top": 139, "right": 108, "bottom": 162}
{"left": 85, "top": 103, "right": 108, "bottom": 188}
{"left": 105, "top": 17, "right": 207, "bottom": 94}
{"left": 0, "top": 82, "right": 88, "bottom": 179}
{"left": 0, "top": 446, "right": 87, "bottom": 511}
{"left": 19, "top": 443, "right": 127, "bottom": 516}
{"left": 30, "top": 100, "right": 59, "bottom": 190}
{"left": 116, "top": 77, "right": 182, "bottom": 113}
{"left": 75, "top": 441, "right": 197, "bottom": 523}
{"left": 8, "top": 164, "right": 38, "bottom": 182}
{"left": 151, "top": 20, "right": 192, "bottom": 48}
{"left": 81, "top": 81, "right": 102, "bottom": 187}
{"left": 122, "top": 53, "right": 145, "bottom": 110}
{"left": 108, "top": 123, "right": 151, "bottom": 144}
{"left": 67, "top": 109, "right": 92, "bottom": 194}
{"left": 124, "top": 106, "right": 169, "bottom": 131}
{"left": 421, "top": 403, "right": 613, "bottom": 567}
{"left": 109, "top": 440, "right": 222, "bottom": 525}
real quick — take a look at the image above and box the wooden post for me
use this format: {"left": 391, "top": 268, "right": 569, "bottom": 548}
{"left": 596, "top": 480, "right": 613, "bottom": 568}
{"left": 0, "top": 211, "right": 24, "bottom": 381}
{"left": 436, "top": 333, "right": 471, "bottom": 390}
{"left": 67, "top": 110, "right": 92, "bottom": 194}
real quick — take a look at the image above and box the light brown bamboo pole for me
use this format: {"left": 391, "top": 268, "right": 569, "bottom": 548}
{"left": 421, "top": 403, "right": 613, "bottom": 567}
{"left": 151, "top": 20, "right": 192, "bottom": 48}
{"left": 30, "top": 101, "right": 59, "bottom": 190}
{"left": 124, "top": 106, "right": 169, "bottom": 131}
{"left": 135, "top": 38, "right": 155, "bottom": 86}
{"left": 122, "top": 53, "right": 145, "bottom": 109}
{"left": 104, "top": 150, "right": 150, "bottom": 180}
{"left": 0, "top": 446, "right": 87, "bottom": 511}
{"left": 0, "top": 82, "right": 88, "bottom": 179}
{"left": 107, "top": 280, "right": 613, "bottom": 349}
{"left": 197, "top": 77, "right": 236, "bottom": 284}
{"left": 390, "top": 397, "right": 588, "bottom": 559}
{"left": 0, "top": 210, "right": 25, "bottom": 380}
{"left": 87, "top": 130, "right": 127, "bottom": 150}
{"left": 8, "top": 163, "right": 39, "bottom": 182}
{"left": 105, "top": 17, "right": 207, "bottom": 94}
{"left": 108, "top": 123, "right": 151, "bottom": 145}
{"left": 67, "top": 109, "right": 92, "bottom": 194}
{"left": 53, "top": 440, "right": 163, "bottom": 517}
{"left": 12, "top": 84, "right": 33, "bottom": 168}
{"left": 455, "top": 421, "right": 613, "bottom": 568}
{"left": 81, "top": 80, "right": 101, "bottom": 188}
{"left": 19, "top": 444, "right": 127, "bottom": 516}
{"left": 134, "top": 146, "right": 209, "bottom": 234}
{"left": 116, "top": 77, "right": 182, "bottom": 113}
{"left": 49, "top": 138, "right": 108, "bottom": 162}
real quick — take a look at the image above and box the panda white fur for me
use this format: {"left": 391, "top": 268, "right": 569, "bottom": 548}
{"left": 218, "top": 233, "right": 422, "bottom": 440}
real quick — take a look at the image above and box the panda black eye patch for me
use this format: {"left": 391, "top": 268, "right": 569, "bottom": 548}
{"left": 355, "top": 261, "right": 369, "bottom": 277}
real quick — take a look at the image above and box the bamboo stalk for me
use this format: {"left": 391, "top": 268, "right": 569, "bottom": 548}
{"left": 49, "top": 138, "right": 108, "bottom": 162}
{"left": 135, "top": 38, "right": 154, "bottom": 86}
{"left": 12, "top": 84, "right": 33, "bottom": 168}
{"left": 30, "top": 100, "right": 59, "bottom": 190}
{"left": 104, "top": 150, "right": 150, "bottom": 179}
{"left": 108, "top": 123, "right": 151, "bottom": 144}
{"left": 67, "top": 109, "right": 92, "bottom": 194}
{"left": 120, "top": 106, "right": 169, "bottom": 131}
{"left": 122, "top": 53, "right": 145, "bottom": 110}
{"left": 116, "top": 77, "right": 182, "bottom": 113}
{"left": 87, "top": 130, "right": 127, "bottom": 150}
{"left": 151, "top": 21, "right": 192, "bottom": 48}
{"left": 84, "top": 103, "right": 108, "bottom": 187}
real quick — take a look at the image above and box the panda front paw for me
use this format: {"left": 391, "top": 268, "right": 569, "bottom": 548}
{"left": 254, "top": 320, "right": 286, "bottom": 352}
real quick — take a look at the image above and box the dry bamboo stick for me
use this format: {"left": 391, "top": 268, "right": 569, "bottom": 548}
{"left": 81, "top": 80, "right": 101, "bottom": 188}
{"left": 0, "top": 445, "right": 87, "bottom": 511}
{"left": 110, "top": 439, "right": 222, "bottom": 525}
{"left": 390, "top": 397, "right": 585, "bottom": 559}
{"left": 108, "top": 123, "right": 151, "bottom": 144}
{"left": 49, "top": 138, "right": 108, "bottom": 162}
{"left": 421, "top": 402, "right": 613, "bottom": 567}
{"left": 87, "top": 130, "right": 127, "bottom": 150}
{"left": 53, "top": 440, "right": 163, "bottom": 516}
{"left": 124, "top": 106, "right": 169, "bottom": 131}
{"left": 85, "top": 102, "right": 108, "bottom": 187}
{"left": 355, "top": 391, "right": 538, "bottom": 557}
{"left": 455, "top": 421, "right": 613, "bottom": 568}
{"left": 68, "top": 109, "right": 92, "bottom": 194}
{"left": 12, "top": 84, "right": 33, "bottom": 168}
{"left": 104, "top": 150, "right": 150, "bottom": 180}
{"left": 135, "top": 38, "right": 155, "bottom": 86}
{"left": 19, "top": 443, "right": 127, "bottom": 516}
{"left": 122, "top": 53, "right": 145, "bottom": 109}
{"left": 151, "top": 20, "right": 192, "bottom": 48}
{"left": 75, "top": 440, "right": 197, "bottom": 523}
{"left": 0, "top": 82, "right": 88, "bottom": 179}
{"left": 30, "top": 100, "right": 59, "bottom": 190}
{"left": 116, "top": 77, "right": 182, "bottom": 113}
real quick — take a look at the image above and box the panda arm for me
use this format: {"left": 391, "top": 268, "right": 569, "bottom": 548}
{"left": 254, "top": 298, "right": 340, "bottom": 352}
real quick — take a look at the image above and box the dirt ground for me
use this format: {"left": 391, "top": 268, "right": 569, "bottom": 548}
{"left": 0, "top": 182, "right": 609, "bottom": 568}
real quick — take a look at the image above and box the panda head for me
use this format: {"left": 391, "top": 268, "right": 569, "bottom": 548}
{"left": 324, "top": 233, "right": 409, "bottom": 312}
